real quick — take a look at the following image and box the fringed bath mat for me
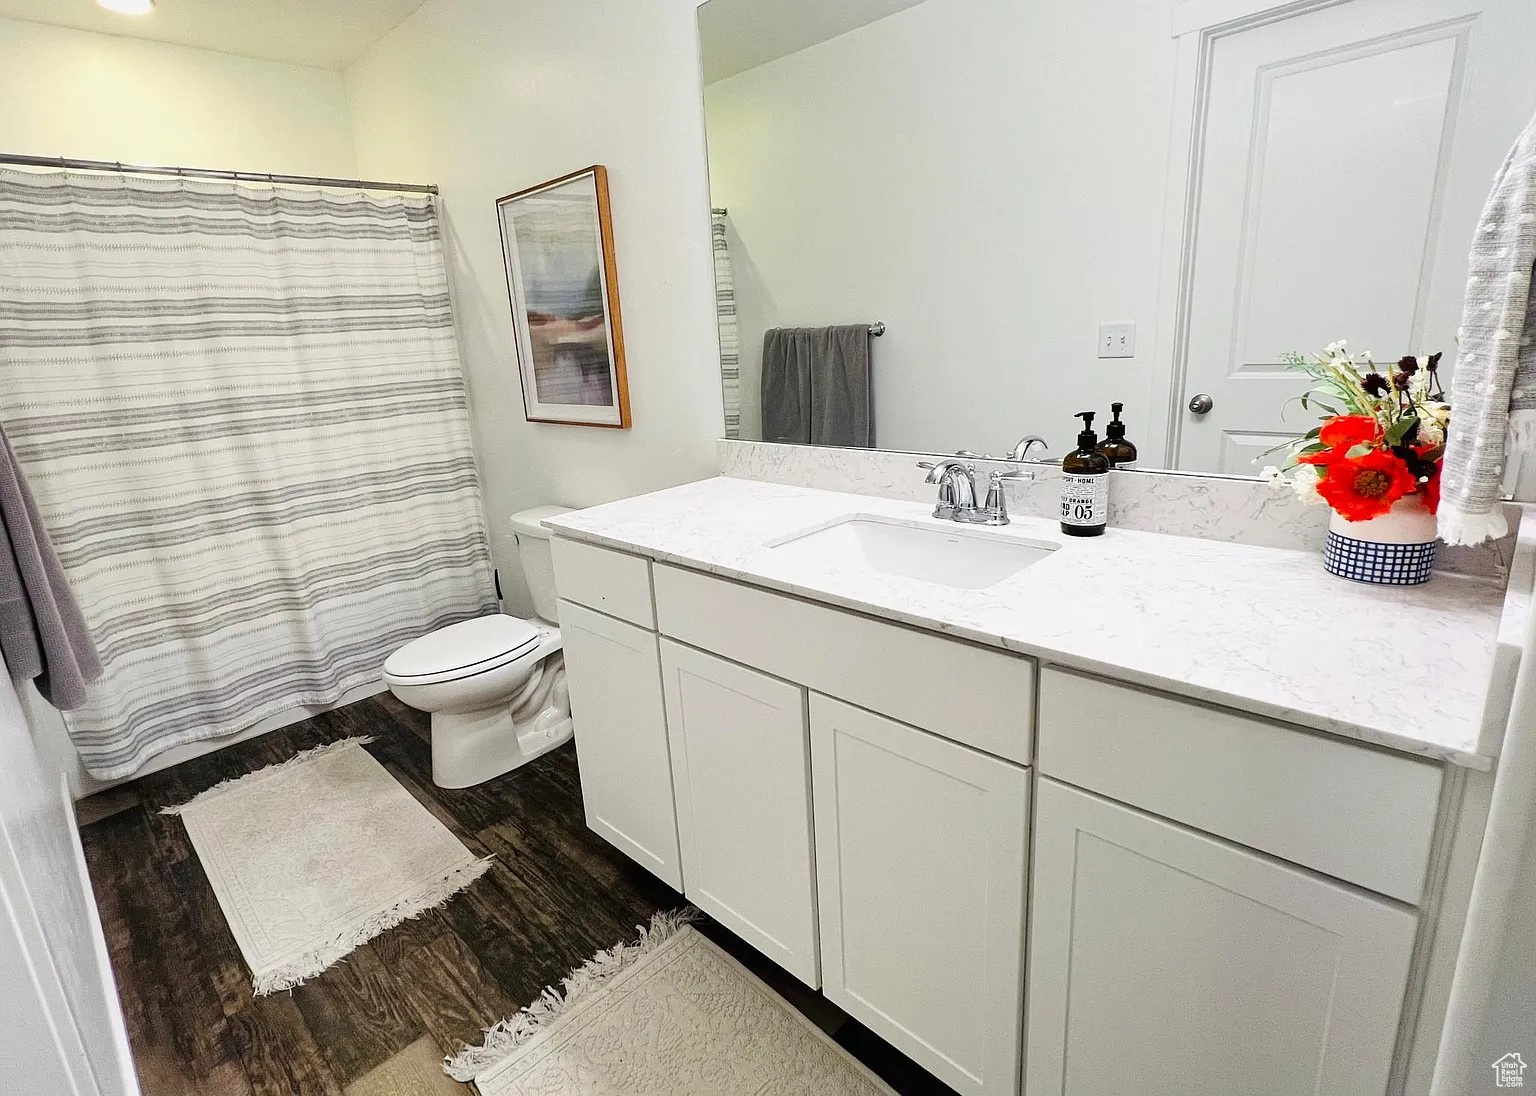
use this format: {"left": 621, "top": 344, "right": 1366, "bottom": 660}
{"left": 163, "top": 736, "right": 491, "bottom": 995}
{"left": 447, "top": 911, "right": 897, "bottom": 1095}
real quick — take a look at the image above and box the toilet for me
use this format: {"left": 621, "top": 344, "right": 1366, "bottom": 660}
{"left": 383, "top": 505, "right": 574, "bottom": 789}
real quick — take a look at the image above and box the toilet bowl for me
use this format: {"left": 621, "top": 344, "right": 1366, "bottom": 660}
{"left": 383, "top": 505, "right": 574, "bottom": 788}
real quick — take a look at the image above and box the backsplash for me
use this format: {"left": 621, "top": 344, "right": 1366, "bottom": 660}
{"left": 718, "top": 440, "right": 1519, "bottom": 580}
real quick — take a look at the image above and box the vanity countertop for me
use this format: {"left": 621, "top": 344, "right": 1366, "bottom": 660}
{"left": 546, "top": 476, "right": 1532, "bottom": 768}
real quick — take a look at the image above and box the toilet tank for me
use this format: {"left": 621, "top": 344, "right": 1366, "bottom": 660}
{"left": 509, "top": 505, "right": 573, "bottom": 623}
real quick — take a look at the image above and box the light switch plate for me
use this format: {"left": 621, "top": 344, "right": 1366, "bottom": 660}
{"left": 1098, "top": 322, "right": 1136, "bottom": 359}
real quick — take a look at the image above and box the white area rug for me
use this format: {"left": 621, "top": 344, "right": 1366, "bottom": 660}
{"left": 448, "top": 912, "right": 897, "bottom": 1096}
{"left": 164, "top": 736, "right": 491, "bottom": 995}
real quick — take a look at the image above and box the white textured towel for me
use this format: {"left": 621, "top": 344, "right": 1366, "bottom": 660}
{"left": 1439, "top": 112, "right": 1536, "bottom": 544}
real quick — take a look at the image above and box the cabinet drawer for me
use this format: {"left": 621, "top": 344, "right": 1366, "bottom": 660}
{"left": 1037, "top": 668, "right": 1442, "bottom": 903}
{"left": 551, "top": 537, "right": 655, "bottom": 628}
{"left": 653, "top": 563, "right": 1034, "bottom": 764}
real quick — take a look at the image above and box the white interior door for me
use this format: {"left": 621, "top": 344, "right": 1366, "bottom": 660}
{"left": 1025, "top": 778, "right": 1418, "bottom": 1096}
{"left": 0, "top": 672, "right": 137, "bottom": 1096}
{"left": 1170, "top": 0, "right": 1536, "bottom": 473}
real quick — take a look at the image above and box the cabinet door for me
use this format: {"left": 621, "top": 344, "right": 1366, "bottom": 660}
{"left": 810, "top": 695, "right": 1028, "bottom": 1096}
{"left": 660, "top": 641, "right": 819, "bottom": 986}
{"left": 1026, "top": 778, "right": 1418, "bottom": 1096}
{"left": 559, "top": 600, "right": 681, "bottom": 889}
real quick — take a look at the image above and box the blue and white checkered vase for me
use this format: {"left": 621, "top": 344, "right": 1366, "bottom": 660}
{"left": 1323, "top": 498, "right": 1438, "bottom": 585}
{"left": 1323, "top": 531, "right": 1436, "bottom": 585}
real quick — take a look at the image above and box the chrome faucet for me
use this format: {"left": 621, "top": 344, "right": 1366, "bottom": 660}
{"left": 918, "top": 459, "right": 980, "bottom": 521}
{"left": 919, "top": 460, "right": 1037, "bottom": 525}
{"left": 1007, "top": 435, "right": 1049, "bottom": 461}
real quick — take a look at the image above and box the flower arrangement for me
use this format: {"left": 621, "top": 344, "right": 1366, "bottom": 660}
{"left": 1261, "top": 340, "right": 1448, "bottom": 522}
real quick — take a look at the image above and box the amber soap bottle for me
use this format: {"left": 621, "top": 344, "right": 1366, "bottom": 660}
{"left": 1060, "top": 411, "right": 1109, "bottom": 537}
{"left": 1098, "top": 402, "right": 1138, "bottom": 468}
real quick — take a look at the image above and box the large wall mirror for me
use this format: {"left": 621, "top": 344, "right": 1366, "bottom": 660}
{"left": 696, "top": 0, "right": 1536, "bottom": 475}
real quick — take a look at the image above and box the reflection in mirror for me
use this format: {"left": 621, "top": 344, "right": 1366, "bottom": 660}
{"left": 697, "top": 0, "right": 1536, "bottom": 475}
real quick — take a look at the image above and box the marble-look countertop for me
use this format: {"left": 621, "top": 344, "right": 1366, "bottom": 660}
{"left": 547, "top": 477, "right": 1532, "bottom": 769}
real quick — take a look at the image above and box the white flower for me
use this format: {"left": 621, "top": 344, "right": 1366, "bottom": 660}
{"left": 1325, "top": 339, "right": 1348, "bottom": 355}
{"left": 1416, "top": 413, "right": 1444, "bottom": 448}
{"left": 1260, "top": 465, "right": 1288, "bottom": 492}
{"left": 1410, "top": 366, "right": 1431, "bottom": 401}
{"left": 1290, "top": 463, "right": 1323, "bottom": 505}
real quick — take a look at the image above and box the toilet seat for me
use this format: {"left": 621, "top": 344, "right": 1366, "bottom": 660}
{"left": 383, "top": 616, "right": 542, "bottom": 686}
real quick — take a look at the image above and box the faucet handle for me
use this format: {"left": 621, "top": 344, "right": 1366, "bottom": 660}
{"left": 917, "top": 457, "right": 973, "bottom": 482}
{"left": 981, "top": 470, "right": 1032, "bottom": 526}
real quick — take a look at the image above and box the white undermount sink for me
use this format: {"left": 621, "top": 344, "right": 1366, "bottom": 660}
{"left": 764, "top": 515, "right": 1056, "bottom": 591}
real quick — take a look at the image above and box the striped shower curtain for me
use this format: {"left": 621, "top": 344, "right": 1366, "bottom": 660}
{"left": 712, "top": 211, "right": 742, "bottom": 439}
{"left": 0, "top": 169, "right": 497, "bottom": 778}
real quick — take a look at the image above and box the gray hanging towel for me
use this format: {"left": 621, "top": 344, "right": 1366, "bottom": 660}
{"left": 760, "top": 325, "right": 874, "bottom": 447}
{"left": 0, "top": 423, "right": 100, "bottom": 709}
{"left": 1440, "top": 110, "right": 1536, "bottom": 544}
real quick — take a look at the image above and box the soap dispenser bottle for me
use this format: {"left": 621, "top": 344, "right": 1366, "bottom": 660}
{"left": 1060, "top": 411, "right": 1109, "bottom": 537}
{"left": 1098, "top": 402, "right": 1138, "bottom": 469}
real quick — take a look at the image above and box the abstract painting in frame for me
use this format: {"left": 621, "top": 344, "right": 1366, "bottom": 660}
{"left": 495, "top": 166, "right": 631, "bottom": 427}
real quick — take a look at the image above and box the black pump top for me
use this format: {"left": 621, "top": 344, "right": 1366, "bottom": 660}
{"left": 1106, "top": 402, "right": 1127, "bottom": 439}
{"left": 1075, "top": 411, "right": 1098, "bottom": 451}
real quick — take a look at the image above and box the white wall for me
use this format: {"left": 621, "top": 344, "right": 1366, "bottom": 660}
{"left": 344, "top": 0, "right": 723, "bottom": 608}
{"left": 0, "top": 666, "right": 136, "bottom": 1096}
{"left": 0, "top": 17, "right": 356, "bottom": 176}
{"left": 704, "top": 0, "right": 1178, "bottom": 457}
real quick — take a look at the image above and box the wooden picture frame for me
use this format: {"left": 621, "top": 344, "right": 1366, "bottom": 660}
{"left": 495, "top": 166, "right": 631, "bottom": 428}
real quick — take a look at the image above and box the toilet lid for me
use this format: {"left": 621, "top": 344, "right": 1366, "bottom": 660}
{"left": 383, "top": 616, "right": 541, "bottom": 681}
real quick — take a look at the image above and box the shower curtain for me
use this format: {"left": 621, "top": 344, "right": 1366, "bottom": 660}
{"left": 712, "top": 211, "right": 742, "bottom": 439}
{"left": 0, "top": 168, "right": 497, "bottom": 779}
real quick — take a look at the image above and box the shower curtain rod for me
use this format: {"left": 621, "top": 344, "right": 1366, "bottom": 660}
{"left": 0, "top": 153, "right": 439, "bottom": 195}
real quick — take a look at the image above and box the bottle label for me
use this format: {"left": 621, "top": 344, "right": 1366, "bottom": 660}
{"left": 1060, "top": 473, "right": 1108, "bottom": 527}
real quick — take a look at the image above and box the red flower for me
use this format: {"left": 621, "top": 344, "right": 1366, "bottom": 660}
{"left": 1318, "top": 415, "right": 1379, "bottom": 450}
{"left": 1315, "top": 449, "right": 1419, "bottom": 521}
{"left": 1421, "top": 466, "right": 1441, "bottom": 515}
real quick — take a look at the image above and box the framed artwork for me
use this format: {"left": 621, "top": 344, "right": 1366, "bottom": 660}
{"left": 495, "top": 166, "right": 631, "bottom": 427}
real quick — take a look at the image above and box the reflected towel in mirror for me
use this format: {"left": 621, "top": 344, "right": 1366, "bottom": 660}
{"left": 760, "top": 325, "right": 874, "bottom": 447}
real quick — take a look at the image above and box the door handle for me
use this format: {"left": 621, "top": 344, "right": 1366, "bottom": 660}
{"left": 1187, "top": 393, "right": 1214, "bottom": 415}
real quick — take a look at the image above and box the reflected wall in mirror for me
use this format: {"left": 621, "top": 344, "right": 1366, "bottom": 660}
{"left": 697, "top": 0, "right": 1536, "bottom": 475}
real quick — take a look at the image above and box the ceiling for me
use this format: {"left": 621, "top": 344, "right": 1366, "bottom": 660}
{"left": 698, "top": 0, "right": 933, "bottom": 85}
{"left": 0, "top": 0, "right": 429, "bottom": 71}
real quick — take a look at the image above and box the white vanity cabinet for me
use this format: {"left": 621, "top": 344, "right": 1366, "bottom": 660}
{"left": 1025, "top": 778, "right": 1418, "bottom": 1096}
{"left": 551, "top": 532, "right": 1455, "bottom": 1096}
{"left": 658, "top": 640, "right": 820, "bottom": 986}
{"left": 557, "top": 599, "right": 682, "bottom": 889}
{"left": 809, "top": 695, "right": 1029, "bottom": 1096}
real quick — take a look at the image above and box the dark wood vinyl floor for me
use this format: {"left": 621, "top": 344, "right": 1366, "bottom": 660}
{"left": 82, "top": 694, "right": 958, "bottom": 1096}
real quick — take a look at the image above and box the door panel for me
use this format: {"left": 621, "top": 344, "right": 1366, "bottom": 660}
{"left": 559, "top": 600, "right": 682, "bottom": 889}
{"left": 810, "top": 695, "right": 1028, "bottom": 1096}
{"left": 1025, "top": 778, "right": 1418, "bottom": 1096}
{"left": 660, "top": 640, "right": 819, "bottom": 986}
